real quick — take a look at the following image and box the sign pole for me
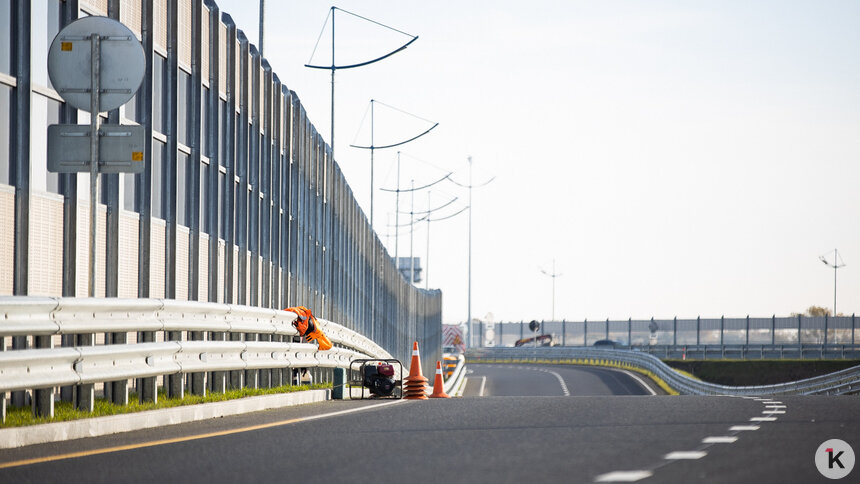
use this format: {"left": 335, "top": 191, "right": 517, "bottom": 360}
{"left": 88, "top": 33, "right": 101, "bottom": 297}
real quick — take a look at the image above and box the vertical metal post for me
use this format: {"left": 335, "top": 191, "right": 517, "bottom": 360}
{"left": 467, "top": 156, "right": 472, "bottom": 346}
{"left": 258, "top": 0, "right": 264, "bottom": 57}
{"left": 673, "top": 317, "right": 677, "bottom": 347}
{"left": 59, "top": 0, "right": 81, "bottom": 405}
{"left": 771, "top": 315, "right": 776, "bottom": 346}
{"left": 628, "top": 318, "right": 632, "bottom": 347}
{"left": 696, "top": 316, "right": 700, "bottom": 346}
{"left": 89, "top": 34, "right": 101, "bottom": 298}
{"left": 584, "top": 319, "right": 588, "bottom": 346}
{"left": 745, "top": 315, "right": 750, "bottom": 347}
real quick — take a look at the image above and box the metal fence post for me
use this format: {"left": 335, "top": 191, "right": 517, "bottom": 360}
{"left": 824, "top": 314, "right": 828, "bottom": 346}
{"left": 696, "top": 316, "right": 700, "bottom": 346}
{"left": 562, "top": 319, "right": 566, "bottom": 346}
{"left": 628, "top": 318, "right": 632, "bottom": 347}
{"left": 673, "top": 316, "right": 677, "bottom": 347}
{"left": 605, "top": 318, "right": 609, "bottom": 341}
{"left": 584, "top": 318, "right": 588, "bottom": 346}
{"left": 745, "top": 315, "right": 750, "bottom": 346}
{"left": 772, "top": 314, "right": 776, "bottom": 345}
{"left": 720, "top": 315, "right": 724, "bottom": 346}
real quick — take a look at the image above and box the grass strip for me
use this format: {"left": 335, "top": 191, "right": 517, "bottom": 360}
{"left": 1, "top": 383, "right": 332, "bottom": 429}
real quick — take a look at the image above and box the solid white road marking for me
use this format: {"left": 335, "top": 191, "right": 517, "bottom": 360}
{"left": 664, "top": 451, "right": 707, "bottom": 460}
{"left": 703, "top": 436, "right": 738, "bottom": 444}
{"left": 478, "top": 376, "right": 487, "bottom": 397}
{"left": 751, "top": 416, "right": 777, "bottom": 422}
{"left": 763, "top": 410, "right": 785, "bottom": 414}
{"left": 765, "top": 405, "right": 786, "bottom": 409}
{"left": 730, "top": 425, "right": 760, "bottom": 431}
{"left": 620, "top": 370, "right": 658, "bottom": 396}
{"left": 594, "top": 470, "right": 654, "bottom": 482}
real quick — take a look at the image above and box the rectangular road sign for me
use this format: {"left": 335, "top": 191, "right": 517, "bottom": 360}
{"left": 47, "top": 124, "right": 145, "bottom": 174}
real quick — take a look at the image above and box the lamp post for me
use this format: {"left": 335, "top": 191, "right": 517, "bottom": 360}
{"left": 540, "top": 259, "right": 562, "bottom": 321}
{"left": 819, "top": 249, "right": 846, "bottom": 315}
{"left": 448, "top": 157, "right": 495, "bottom": 347}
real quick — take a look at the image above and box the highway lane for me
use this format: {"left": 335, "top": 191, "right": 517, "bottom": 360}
{"left": 0, "top": 365, "right": 856, "bottom": 483}
{"left": 463, "top": 363, "right": 658, "bottom": 396}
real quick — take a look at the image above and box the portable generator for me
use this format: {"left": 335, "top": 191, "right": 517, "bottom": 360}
{"left": 349, "top": 358, "right": 404, "bottom": 399}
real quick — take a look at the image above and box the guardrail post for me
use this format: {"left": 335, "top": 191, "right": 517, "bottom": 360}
{"left": 138, "top": 330, "right": 157, "bottom": 403}
{"left": 190, "top": 330, "right": 206, "bottom": 396}
{"left": 110, "top": 333, "right": 129, "bottom": 406}
{"left": 60, "top": 335, "right": 75, "bottom": 403}
{"left": 33, "top": 335, "right": 55, "bottom": 417}
{"left": 75, "top": 333, "right": 94, "bottom": 412}
{"left": 166, "top": 330, "right": 184, "bottom": 399}
{"left": 229, "top": 331, "right": 244, "bottom": 389}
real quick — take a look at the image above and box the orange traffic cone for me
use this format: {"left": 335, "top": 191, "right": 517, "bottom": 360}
{"left": 429, "top": 361, "right": 451, "bottom": 398}
{"left": 403, "top": 341, "right": 429, "bottom": 400}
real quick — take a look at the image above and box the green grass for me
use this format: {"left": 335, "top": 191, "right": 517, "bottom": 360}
{"left": 1, "top": 382, "right": 331, "bottom": 429}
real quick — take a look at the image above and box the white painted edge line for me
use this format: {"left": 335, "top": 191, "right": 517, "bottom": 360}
{"left": 703, "top": 436, "right": 738, "bottom": 444}
{"left": 594, "top": 470, "right": 654, "bottom": 482}
{"left": 478, "top": 375, "right": 487, "bottom": 397}
{"left": 619, "top": 369, "right": 658, "bottom": 396}
{"left": 664, "top": 451, "right": 707, "bottom": 460}
{"left": 730, "top": 425, "right": 760, "bottom": 431}
{"left": 751, "top": 417, "right": 777, "bottom": 422}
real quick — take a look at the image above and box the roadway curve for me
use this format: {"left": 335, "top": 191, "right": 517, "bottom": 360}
{"left": 463, "top": 363, "right": 659, "bottom": 396}
{"left": 0, "top": 364, "right": 857, "bottom": 483}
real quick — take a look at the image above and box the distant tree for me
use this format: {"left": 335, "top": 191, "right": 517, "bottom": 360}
{"left": 789, "top": 305, "right": 844, "bottom": 317}
{"left": 806, "top": 305, "right": 831, "bottom": 317}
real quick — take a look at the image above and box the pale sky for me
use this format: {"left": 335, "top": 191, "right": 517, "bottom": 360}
{"left": 216, "top": 0, "right": 860, "bottom": 325}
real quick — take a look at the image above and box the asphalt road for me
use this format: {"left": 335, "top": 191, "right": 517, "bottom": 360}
{"left": 463, "top": 363, "right": 659, "bottom": 396}
{"left": 0, "top": 364, "right": 856, "bottom": 483}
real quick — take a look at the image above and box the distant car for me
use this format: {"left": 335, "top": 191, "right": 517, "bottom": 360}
{"left": 592, "top": 339, "right": 617, "bottom": 349}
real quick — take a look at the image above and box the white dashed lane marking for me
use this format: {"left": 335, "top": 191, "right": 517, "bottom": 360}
{"left": 730, "top": 425, "right": 760, "bottom": 431}
{"left": 664, "top": 451, "right": 708, "bottom": 460}
{"left": 592, "top": 391, "right": 788, "bottom": 481}
{"left": 703, "top": 436, "right": 738, "bottom": 444}
{"left": 594, "top": 470, "right": 654, "bottom": 482}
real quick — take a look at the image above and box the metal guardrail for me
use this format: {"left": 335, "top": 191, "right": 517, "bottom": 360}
{"left": 466, "top": 347, "right": 860, "bottom": 396}
{"left": 442, "top": 355, "right": 467, "bottom": 397}
{"left": 0, "top": 297, "right": 392, "bottom": 398}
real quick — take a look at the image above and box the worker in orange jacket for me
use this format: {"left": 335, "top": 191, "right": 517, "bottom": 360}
{"left": 285, "top": 306, "right": 332, "bottom": 351}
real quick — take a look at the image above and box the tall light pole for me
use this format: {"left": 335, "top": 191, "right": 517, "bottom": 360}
{"left": 540, "top": 259, "right": 562, "bottom": 321}
{"left": 448, "top": 157, "right": 494, "bottom": 347}
{"left": 819, "top": 249, "right": 846, "bottom": 315}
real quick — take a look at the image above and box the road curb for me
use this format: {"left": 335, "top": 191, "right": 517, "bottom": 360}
{"left": 0, "top": 389, "right": 331, "bottom": 449}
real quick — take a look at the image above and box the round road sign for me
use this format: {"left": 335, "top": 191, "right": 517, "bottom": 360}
{"left": 47, "top": 16, "right": 145, "bottom": 113}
